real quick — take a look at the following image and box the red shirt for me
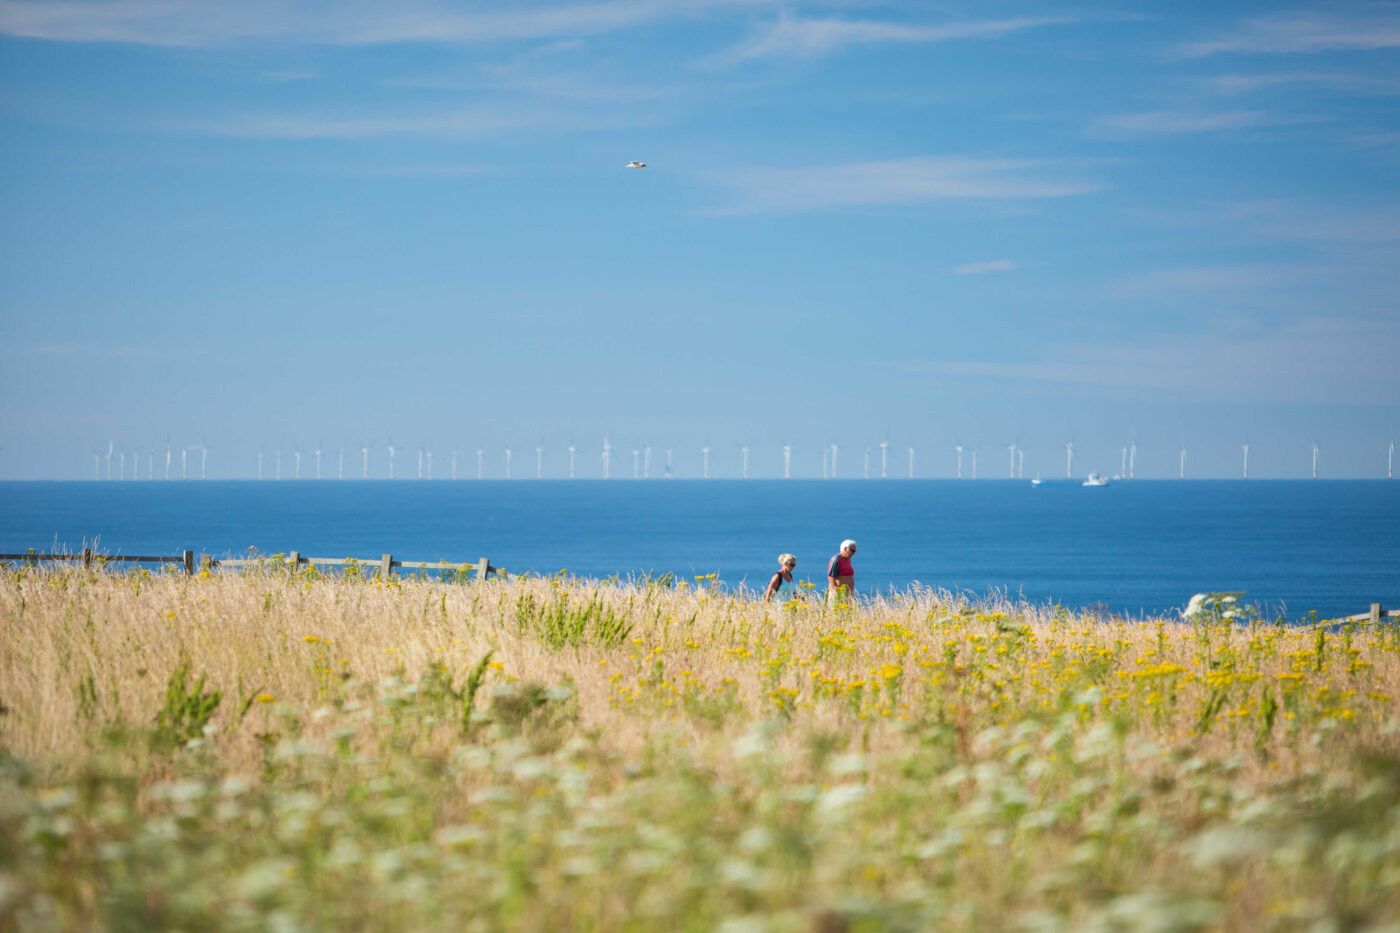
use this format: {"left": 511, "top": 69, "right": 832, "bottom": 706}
{"left": 827, "top": 554, "right": 853, "bottom": 579}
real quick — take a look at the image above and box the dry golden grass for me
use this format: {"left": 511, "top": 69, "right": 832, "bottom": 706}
{"left": 2, "top": 564, "right": 1398, "bottom": 931}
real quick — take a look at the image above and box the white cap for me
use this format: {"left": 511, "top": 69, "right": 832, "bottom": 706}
{"left": 840, "top": 539, "right": 857, "bottom": 551}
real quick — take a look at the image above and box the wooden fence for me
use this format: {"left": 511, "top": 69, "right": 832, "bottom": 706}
{"left": 208, "top": 552, "right": 502, "bottom": 580}
{"left": 0, "top": 548, "right": 195, "bottom": 574}
{"left": 0, "top": 549, "right": 500, "bottom": 580}
{"left": 1337, "top": 603, "right": 1398, "bottom": 625}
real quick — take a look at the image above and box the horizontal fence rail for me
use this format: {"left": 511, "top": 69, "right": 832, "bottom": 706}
{"left": 0, "top": 548, "right": 194, "bottom": 573}
{"left": 0, "top": 549, "right": 499, "bottom": 580}
{"left": 1337, "top": 603, "right": 1398, "bottom": 625}
{"left": 208, "top": 552, "right": 502, "bottom": 580}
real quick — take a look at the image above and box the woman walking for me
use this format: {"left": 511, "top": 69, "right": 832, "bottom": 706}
{"left": 764, "top": 554, "right": 799, "bottom": 603}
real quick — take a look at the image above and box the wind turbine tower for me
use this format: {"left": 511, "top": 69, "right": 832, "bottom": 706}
{"left": 1009, "top": 443, "right": 1018, "bottom": 479}
{"left": 164, "top": 440, "right": 172, "bottom": 480}
{"left": 426, "top": 448, "right": 433, "bottom": 480}
{"left": 632, "top": 448, "right": 640, "bottom": 479}
{"left": 1179, "top": 443, "right": 1186, "bottom": 479}
{"left": 275, "top": 450, "right": 282, "bottom": 481}
{"left": 118, "top": 449, "right": 125, "bottom": 481}
{"left": 908, "top": 446, "right": 915, "bottom": 479}
{"left": 1389, "top": 439, "right": 1395, "bottom": 479}
{"left": 955, "top": 443, "right": 964, "bottom": 480}
{"left": 644, "top": 444, "right": 652, "bottom": 479}
{"left": 1129, "top": 442, "right": 1136, "bottom": 480}
{"left": 417, "top": 446, "right": 423, "bottom": 480}
{"left": 830, "top": 443, "right": 839, "bottom": 479}
{"left": 568, "top": 442, "right": 576, "bottom": 479}
{"left": 476, "top": 446, "right": 483, "bottom": 480}
{"left": 665, "top": 448, "right": 673, "bottom": 479}
{"left": 602, "top": 438, "right": 612, "bottom": 479}
{"left": 1017, "top": 447, "right": 1024, "bottom": 479}
{"left": 879, "top": 440, "right": 889, "bottom": 479}
{"left": 971, "top": 445, "right": 978, "bottom": 480}
{"left": 783, "top": 444, "right": 792, "bottom": 479}
{"left": 1120, "top": 445, "right": 1128, "bottom": 479}
{"left": 741, "top": 445, "right": 749, "bottom": 479}
{"left": 387, "top": 440, "right": 396, "bottom": 480}
{"left": 1242, "top": 443, "right": 1250, "bottom": 480}
{"left": 701, "top": 444, "right": 711, "bottom": 479}
{"left": 1064, "top": 442, "right": 1074, "bottom": 480}
{"left": 199, "top": 440, "right": 208, "bottom": 480}
{"left": 92, "top": 450, "right": 100, "bottom": 480}
{"left": 315, "top": 443, "right": 322, "bottom": 480}
{"left": 822, "top": 448, "right": 829, "bottom": 480}
{"left": 361, "top": 444, "right": 369, "bottom": 479}
{"left": 451, "top": 449, "right": 458, "bottom": 481}
{"left": 337, "top": 446, "right": 344, "bottom": 480}
{"left": 536, "top": 443, "right": 544, "bottom": 480}
{"left": 1311, "top": 441, "right": 1319, "bottom": 479}
{"left": 294, "top": 449, "right": 301, "bottom": 480}
{"left": 863, "top": 448, "right": 870, "bottom": 480}
{"left": 257, "top": 451, "right": 264, "bottom": 480}
{"left": 181, "top": 446, "right": 188, "bottom": 480}
{"left": 504, "top": 446, "right": 512, "bottom": 480}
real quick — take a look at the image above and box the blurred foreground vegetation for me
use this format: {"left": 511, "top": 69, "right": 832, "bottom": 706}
{"left": 2, "top": 565, "right": 1398, "bottom": 931}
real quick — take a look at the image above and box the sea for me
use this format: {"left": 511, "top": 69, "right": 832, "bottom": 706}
{"left": 1, "top": 480, "right": 1396, "bottom": 621}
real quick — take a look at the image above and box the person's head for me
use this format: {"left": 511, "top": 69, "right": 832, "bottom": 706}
{"left": 778, "top": 553, "right": 797, "bottom": 571}
{"left": 840, "top": 539, "right": 857, "bottom": 557}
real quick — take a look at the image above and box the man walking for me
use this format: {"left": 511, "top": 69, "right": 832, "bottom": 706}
{"left": 826, "top": 539, "right": 856, "bottom": 604}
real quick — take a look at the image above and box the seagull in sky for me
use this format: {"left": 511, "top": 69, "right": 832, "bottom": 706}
{"left": 626, "top": 161, "right": 647, "bottom": 169}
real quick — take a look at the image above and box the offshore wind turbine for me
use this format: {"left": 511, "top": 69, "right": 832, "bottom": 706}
{"left": 665, "top": 448, "right": 673, "bottom": 479}
{"left": 1017, "top": 446, "right": 1025, "bottom": 479}
{"left": 1179, "top": 441, "right": 1187, "bottom": 479}
{"left": 257, "top": 450, "right": 264, "bottom": 480}
{"left": 567, "top": 441, "right": 576, "bottom": 479}
{"left": 830, "top": 443, "right": 839, "bottom": 479}
{"left": 1120, "top": 445, "right": 1128, "bottom": 480}
{"left": 1242, "top": 442, "right": 1250, "bottom": 480}
{"left": 601, "top": 438, "right": 612, "bottom": 479}
{"left": 741, "top": 445, "right": 749, "bottom": 479}
{"left": 1009, "top": 442, "right": 1018, "bottom": 479}
{"left": 1390, "top": 438, "right": 1395, "bottom": 479}
{"left": 476, "top": 445, "right": 483, "bottom": 480}
{"left": 1064, "top": 442, "right": 1074, "bottom": 479}
{"left": 879, "top": 440, "right": 889, "bottom": 479}
{"left": 908, "top": 446, "right": 915, "bottom": 479}
{"left": 426, "top": 448, "right": 433, "bottom": 480}
{"left": 955, "top": 442, "right": 964, "bottom": 480}
{"left": 275, "top": 450, "right": 282, "bottom": 481}
{"left": 784, "top": 444, "right": 792, "bottom": 479}
{"left": 92, "top": 449, "right": 100, "bottom": 480}
{"left": 822, "top": 447, "right": 829, "bottom": 479}
{"left": 164, "top": 438, "right": 172, "bottom": 480}
{"left": 632, "top": 447, "right": 640, "bottom": 479}
{"left": 1129, "top": 441, "right": 1137, "bottom": 480}
{"left": 294, "top": 449, "right": 302, "bottom": 480}
{"left": 315, "top": 442, "right": 322, "bottom": 480}
{"left": 181, "top": 446, "right": 189, "bottom": 480}
{"left": 644, "top": 444, "right": 652, "bottom": 479}
{"left": 361, "top": 444, "right": 369, "bottom": 479}
{"left": 451, "top": 448, "right": 458, "bottom": 481}
{"left": 863, "top": 448, "right": 870, "bottom": 479}
{"left": 504, "top": 445, "right": 512, "bottom": 480}
{"left": 1311, "top": 441, "right": 1319, "bottom": 479}
{"left": 337, "top": 445, "right": 344, "bottom": 480}
{"left": 701, "top": 444, "right": 710, "bottom": 479}
{"left": 970, "top": 444, "right": 978, "bottom": 480}
{"left": 417, "top": 445, "right": 424, "bottom": 480}
{"left": 386, "top": 439, "right": 396, "bottom": 480}
{"left": 199, "top": 439, "right": 208, "bottom": 480}
{"left": 536, "top": 442, "right": 544, "bottom": 480}
{"left": 118, "top": 448, "right": 126, "bottom": 481}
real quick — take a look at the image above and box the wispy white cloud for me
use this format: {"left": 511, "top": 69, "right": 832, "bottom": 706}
{"left": 1180, "top": 9, "right": 1400, "bottom": 57}
{"left": 184, "top": 105, "right": 625, "bottom": 139}
{"left": 1100, "top": 264, "right": 1304, "bottom": 301}
{"left": 879, "top": 317, "right": 1400, "bottom": 405}
{"left": 0, "top": 0, "right": 774, "bottom": 47}
{"left": 700, "top": 157, "right": 1102, "bottom": 215}
{"left": 1204, "top": 72, "right": 1400, "bottom": 96}
{"left": 1089, "top": 109, "right": 1297, "bottom": 137}
{"left": 953, "top": 259, "right": 1017, "bottom": 275}
{"left": 710, "top": 11, "right": 1069, "bottom": 65}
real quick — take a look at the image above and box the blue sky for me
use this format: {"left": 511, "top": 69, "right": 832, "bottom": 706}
{"left": 1, "top": 1, "right": 1397, "bottom": 479}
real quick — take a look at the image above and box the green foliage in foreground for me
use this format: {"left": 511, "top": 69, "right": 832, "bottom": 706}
{"left": 3, "top": 666, "right": 1400, "bottom": 932}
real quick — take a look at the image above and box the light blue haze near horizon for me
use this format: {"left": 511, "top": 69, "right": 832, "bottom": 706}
{"left": 1, "top": 1, "right": 1397, "bottom": 480}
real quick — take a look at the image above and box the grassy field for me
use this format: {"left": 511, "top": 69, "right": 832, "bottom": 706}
{"left": 2, "top": 564, "right": 1398, "bottom": 931}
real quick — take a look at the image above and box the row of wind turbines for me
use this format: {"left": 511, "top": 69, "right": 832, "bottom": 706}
{"left": 89, "top": 437, "right": 1397, "bottom": 480}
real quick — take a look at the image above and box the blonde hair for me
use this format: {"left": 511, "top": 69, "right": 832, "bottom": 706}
{"left": 778, "top": 553, "right": 796, "bottom": 568}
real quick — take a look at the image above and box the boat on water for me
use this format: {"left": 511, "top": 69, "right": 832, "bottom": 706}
{"left": 1030, "top": 473, "right": 1110, "bottom": 487}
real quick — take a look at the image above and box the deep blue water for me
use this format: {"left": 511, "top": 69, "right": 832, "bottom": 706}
{"left": 1, "top": 480, "right": 1396, "bottom": 619}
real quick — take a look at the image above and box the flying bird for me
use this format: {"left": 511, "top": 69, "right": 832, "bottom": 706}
{"left": 626, "top": 161, "right": 647, "bottom": 169}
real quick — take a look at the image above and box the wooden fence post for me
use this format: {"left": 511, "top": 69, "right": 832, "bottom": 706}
{"left": 289, "top": 551, "right": 301, "bottom": 570}
{"left": 381, "top": 554, "right": 394, "bottom": 579}
{"left": 182, "top": 550, "right": 194, "bottom": 575}
{"left": 1372, "top": 603, "right": 1383, "bottom": 625}
{"left": 476, "top": 557, "right": 491, "bottom": 581}
{"left": 82, "top": 547, "right": 93, "bottom": 569}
